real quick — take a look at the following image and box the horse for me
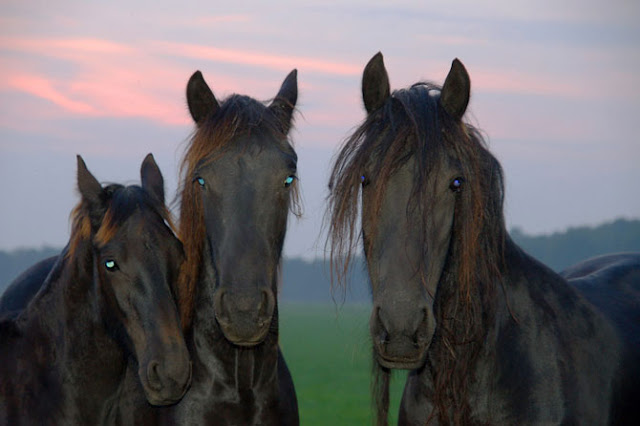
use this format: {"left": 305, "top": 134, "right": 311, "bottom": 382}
{"left": 117, "top": 70, "right": 301, "bottom": 426}
{"left": 0, "top": 154, "right": 192, "bottom": 425}
{"left": 0, "top": 255, "right": 57, "bottom": 314}
{"left": 327, "top": 52, "right": 640, "bottom": 425}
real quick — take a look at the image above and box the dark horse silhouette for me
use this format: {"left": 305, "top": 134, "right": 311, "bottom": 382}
{"left": 117, "top": 70, "right": 301, "bottom": 425}
{"left": 0, "top": 255, "right": 57, "bottom": 314}
{"left": 0, "top": 155, "right": 191, "bottom": 425}
{"left": 327, "top": 52, "right": 640, "bottom": 425}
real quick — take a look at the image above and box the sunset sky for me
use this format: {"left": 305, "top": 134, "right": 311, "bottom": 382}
{"left": 1, "top": 0, "right": 639, "bottom": 259}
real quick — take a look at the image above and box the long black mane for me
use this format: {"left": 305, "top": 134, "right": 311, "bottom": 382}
{"left": 328, "top": 81, "right": 507, "bottom": 424}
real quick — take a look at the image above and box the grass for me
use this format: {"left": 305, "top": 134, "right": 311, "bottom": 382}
{"left": 279, "top": 303, "right": 407, "bottom": 425}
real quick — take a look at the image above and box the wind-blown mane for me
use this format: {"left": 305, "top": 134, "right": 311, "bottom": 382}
{"left": 177, "top": 95, "right": 300, "bottom": 329}
{"left": 327, "top": 82, "right": 507, "bottom": 424}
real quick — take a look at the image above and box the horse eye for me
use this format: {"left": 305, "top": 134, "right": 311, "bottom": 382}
{"left": 284, "top": 175, "right": 296, "bottom": 188}
{"left": 450, "top": 177, "right": 463, "bottom": 192}
{"left": 105, "top": 260, "right": 118, "bottom": 271}
{"left": 361, "top": 175, "right": 369, "bottom": 187}
{"left": 195, "top": 177, "right": 205, "bottom": 187}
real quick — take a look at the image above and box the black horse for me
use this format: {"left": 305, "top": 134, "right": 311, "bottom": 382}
{"left": 0, "top": 255, "right": 57, "bottom": 314}
{"left": 327, "top": 52, "right": 640, "bottom": 425}
{"left": 117, "top": 70, "right": 300, "bottom": 425}
{"left": 0, "top": 155, "right": 191, "bottom": 425}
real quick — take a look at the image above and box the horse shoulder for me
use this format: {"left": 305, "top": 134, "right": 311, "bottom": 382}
{"left": 0, "top": 255, "right": 59, "bottom": 315}
{"left": 490, "top": 248, "right": 624, "bottom": 423}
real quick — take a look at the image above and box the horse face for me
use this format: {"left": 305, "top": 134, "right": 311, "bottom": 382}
{"left": 195, "top": 137, "right": 297, "bottom": 346}
{"left": 362, "top": 155, "right": 460, "bottom": 369}
{"left": 186, "top": 70, "right": 298, "bottom": 347}
{"left": 96, "top": 209, "right": 191, "bottom": 405}
{"left": 79, "top": 155, "right": 192, "bottom": 406}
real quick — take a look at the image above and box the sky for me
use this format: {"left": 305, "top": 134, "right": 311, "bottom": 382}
{"left": 1, "top": 0, "right": 639, "bottom": 259}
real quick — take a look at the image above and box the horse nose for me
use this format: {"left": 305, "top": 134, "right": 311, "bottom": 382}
{"left": 213, "top": 287, "right": 275, "bottom": 344}
{"left": 372, "top": 303, "right": 431, "bottom": 362}
{"left": 214, "top": 288, "right": 274, "bottom": 325}
{"left": 145, "top": 348, "right": 192, "bottom": 405}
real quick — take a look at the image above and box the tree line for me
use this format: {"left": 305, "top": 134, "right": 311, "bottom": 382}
{"left": 1, "top": 218, "right": 639, "bottom": 303}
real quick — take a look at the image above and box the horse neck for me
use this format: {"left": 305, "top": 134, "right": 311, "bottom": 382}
{"left": 498, "top": 235, "right": 582, "bottom": 321}
{"left": 20, "top": 240, "right": 127, "bottom": 411}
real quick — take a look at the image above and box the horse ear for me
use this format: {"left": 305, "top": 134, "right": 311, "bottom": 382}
{"left": 77, "top": 155, "right": 103, "bottom": 208}
{"left": 440, "top": 58, "right": 470, "bottom": 121}
{"left": 186, "top": 70, "right": 220, "bottom": 124}
{"left": 269, "top": 69, "right": 298, "bottom": 133}
{"left": 77, "top": 155, "right": 107, "bottom": 230}
{"left": 362, "top": 52, "right": 390, "bottom": 114}
{"left": 140, "top": 153, "right": 165, "bottom": 204}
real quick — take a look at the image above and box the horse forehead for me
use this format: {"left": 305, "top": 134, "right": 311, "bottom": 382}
{"left": 210, "top": 142, "right": 295, "bottom": 175}
{"left": 115, "top": 209, "right": 170, "bottom": 244}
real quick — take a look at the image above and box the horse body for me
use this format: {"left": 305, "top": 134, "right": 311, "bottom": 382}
{"left": 0, "top": 155, "right": 191, "bottom": 425}
{"left": 1, "top": 241, "right": 127, "bottom": 425}
{"left": 328, "top": 52, "right": 640, "bottom": 425}
{"left": 400, "top": 242, "right": 629, "bottom": 425}
{"left": 0, "top": 255, "right": 58, "bottom": 315}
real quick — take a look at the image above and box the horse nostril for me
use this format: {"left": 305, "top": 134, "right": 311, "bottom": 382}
{"left": 257, "top": 289, "right": 274, "bottom": 325}
{"left": 379, "top": 329, "right": 389, "bottom": 346}
{"left": 413, "top": 308, "right": 430, "bottom": 345}
{"left": 147, "top": 361, "right": 163, "bottom": 391}
{"left": 214, "top": 289, "right": 230, "bottom": 324}
{"left": 374, "top": 306, "right": 390, "bottom": 345}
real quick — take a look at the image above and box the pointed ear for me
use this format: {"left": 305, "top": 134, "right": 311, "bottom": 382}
{"left": 362, "top": 52, "right": 390, "bottom": 114}
{"left": 440, "top": 58, "right": 470, "bottom": 121}
{"left": 141, "top": 153, "right": 165, "bottom": 204}
{"left": 77, "top": 155, "right": 103, "bottom": 208}
{"left": 77, "top": 155, "right": 106, "bottom": 230}
{"left": 269, "top": 69, "right": 298, "bottom": 133}
{"left": 186, "top": 70, "right": 220, "bottom": 124}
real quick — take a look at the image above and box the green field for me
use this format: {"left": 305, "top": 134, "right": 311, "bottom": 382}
{"left": 279, "top": 304, "right": 407, "bottom": 425}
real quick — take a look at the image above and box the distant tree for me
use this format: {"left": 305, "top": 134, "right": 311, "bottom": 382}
{"left": 511, "top": 218, "right": 640, "bottom": 271}
{"left": 1, "top": 218, "right": 639, "bottom": 300}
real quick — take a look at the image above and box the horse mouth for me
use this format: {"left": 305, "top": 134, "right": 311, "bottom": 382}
{"left": 376, "top": 353, "right": 427, "bottom": 370}
{"left": 227, "top": 337, "right": 265, "bottom": 347}
{"left": 217, "top": 320, "right": 271, "bottom": 347}
{"left": 374, "top": 340, "right": 428, "bottom": 370}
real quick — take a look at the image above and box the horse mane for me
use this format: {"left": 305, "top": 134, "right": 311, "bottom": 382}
{"left": 68, "top": 184, "right": 176, "bottom": 260}
{"left": 177, "top": 94, "right": 300, "bottom": 330}
{"left": 327, "top": 82, "right": 506, "bottom": 425}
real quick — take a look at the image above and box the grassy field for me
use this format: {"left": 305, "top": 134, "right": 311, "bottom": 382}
{"left": 279, "top": 304, "right": 408, "bottom": 425}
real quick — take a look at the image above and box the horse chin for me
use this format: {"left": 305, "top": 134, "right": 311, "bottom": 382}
{"left": 218, "top": 322, "right": 271, "bottom": 347}
{"left": 144, "top": 388, "right": 189, "bottom": 406}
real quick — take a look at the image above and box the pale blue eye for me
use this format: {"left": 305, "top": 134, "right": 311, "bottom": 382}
{"left": 105, "top": 260, "right": 117, "bottom": 270}
{"left": 196, "top": 177, "right": 205, "bottom": 186}
{"left": 284, "top": 175, "right": 296, "bottom": 187}
{"left": 450, "top": 177, "right": 463, "bottom": 192}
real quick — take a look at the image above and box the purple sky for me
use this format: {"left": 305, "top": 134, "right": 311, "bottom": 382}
{"left": 1, "top": 0, "right": 639, "bottom": 259}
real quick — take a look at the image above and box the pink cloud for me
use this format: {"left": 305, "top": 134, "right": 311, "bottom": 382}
{"left": 8, "top": 74, "right": 96, "bottom": 115}
{"left": 0, "top": 36, "right": 135, "bottom": 57}
{"left": 471, "top": 68, "right": 585, "bottom": 97}
{"left": 154, "top": 41, "right": 362, "bottom": 76}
